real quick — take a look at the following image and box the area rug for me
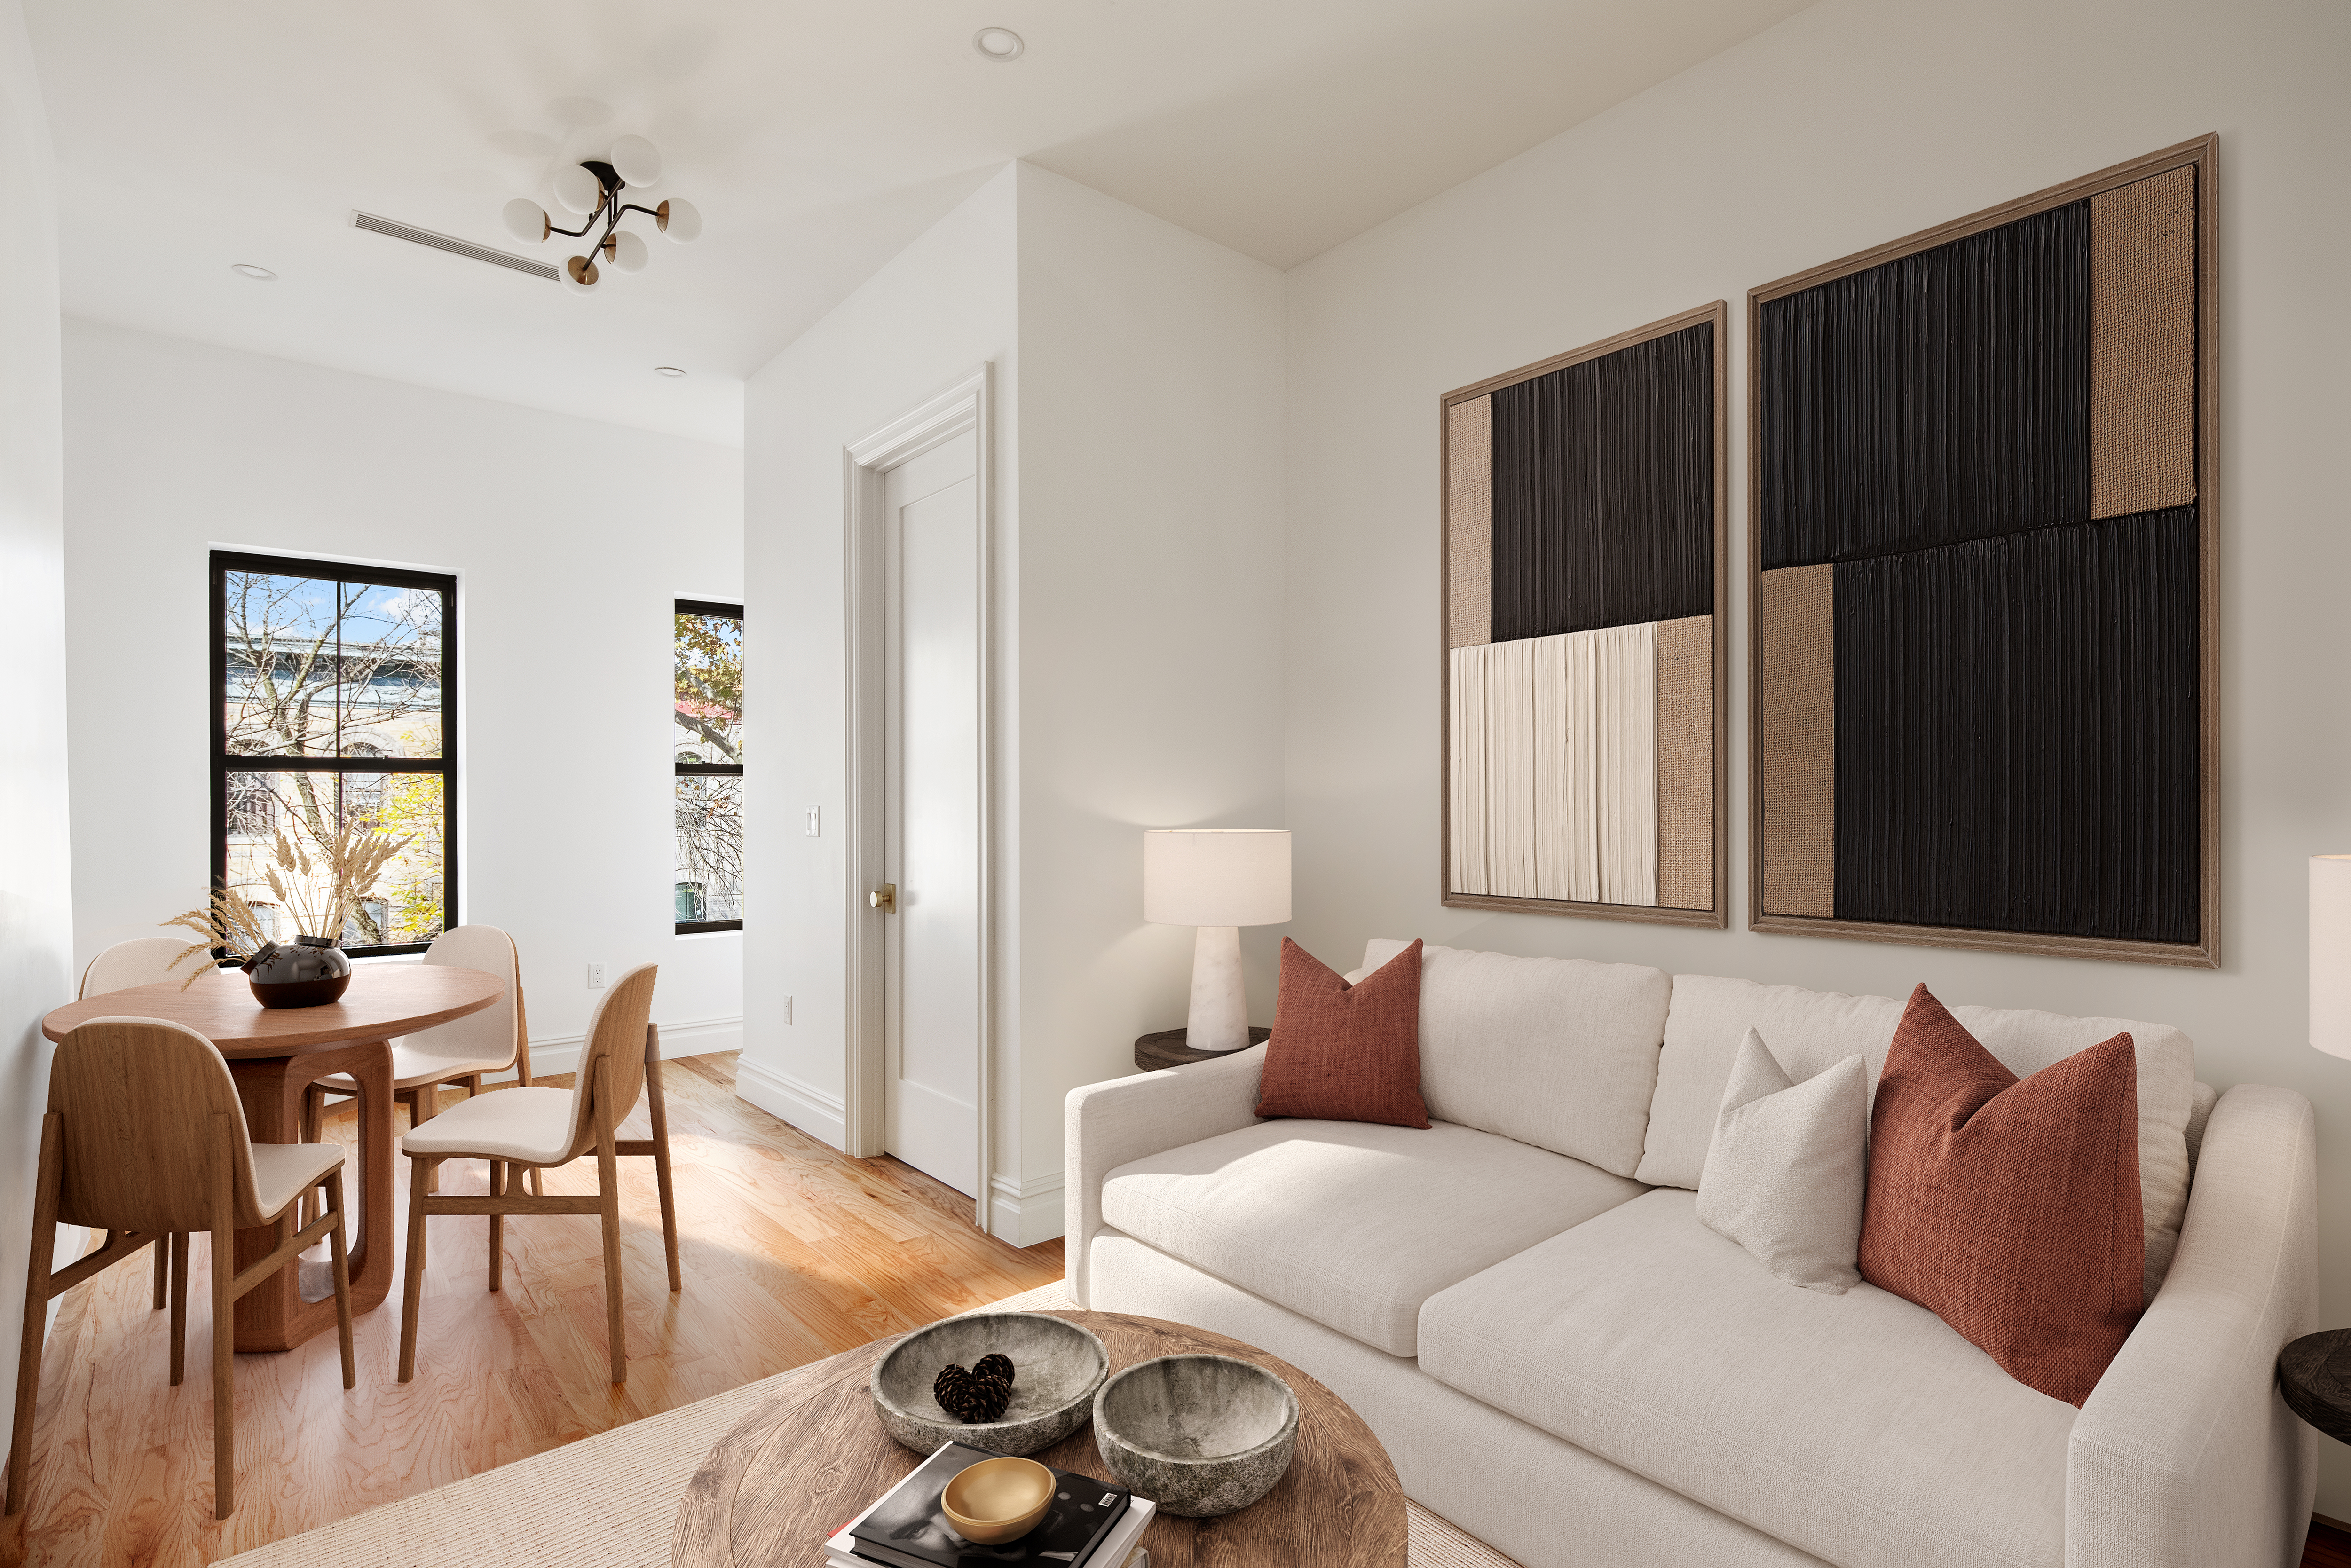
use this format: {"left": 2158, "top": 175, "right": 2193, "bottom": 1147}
{"left": 219, "top": 1282, "right": 1515, "bottom": 1567}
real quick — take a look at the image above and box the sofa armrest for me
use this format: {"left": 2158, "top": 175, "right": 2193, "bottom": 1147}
{"left": 2067, "top": 1084, "right": 2318, "bottom": 1568}
{"left": 1063, "top": 1047, "right": 1266, "bottom": 1307}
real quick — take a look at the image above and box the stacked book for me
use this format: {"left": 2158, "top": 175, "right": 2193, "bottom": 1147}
{"left": 826, "top": 1441, "right": 1155, "bottom": 1568}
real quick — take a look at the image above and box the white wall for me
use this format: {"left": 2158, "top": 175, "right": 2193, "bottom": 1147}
{"left": 0, "top": 0, "right": 71, "bottom": 1407}
{"left": 1283, "top": 0, "right": 2351, "bottom": 1509}
{"left": 739, "top": 162, "right": 1285, "bottom": 1244}
{"left": 1008, "top": 165, "right": 1286, "bottom": 1239}
{"left": 63, "top": 323, "right": 745, "bottom": 1067}
{"left": 740, "top": 163, "right": 1019, "bottom": 1154}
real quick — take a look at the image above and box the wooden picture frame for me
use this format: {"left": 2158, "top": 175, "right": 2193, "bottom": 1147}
{"left": 1440, "top": 301, "right": 1730, "bottom": 929}
{"left": 1745, "top": 135, "right": 2219, "bottom": 968}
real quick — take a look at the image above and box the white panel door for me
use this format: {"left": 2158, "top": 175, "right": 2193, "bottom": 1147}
{"left": 883, "top": 433, "right": 981, "bottom": 1195}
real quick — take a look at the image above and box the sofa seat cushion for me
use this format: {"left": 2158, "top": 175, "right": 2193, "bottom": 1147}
{"left": 1102, "top": 1119, "right": 1646, "bottom": 1357}
{"left": 1417, "top": 1189, "right": 2077, "bottom": 1568}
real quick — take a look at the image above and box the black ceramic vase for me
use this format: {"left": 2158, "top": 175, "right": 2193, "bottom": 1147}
{"left": 244, "top": 935, "right": 352, "bottom": 1009}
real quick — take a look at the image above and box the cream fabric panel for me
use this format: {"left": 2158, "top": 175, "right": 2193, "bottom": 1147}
{"left": 1534, "top": 630, "right": 1598, "bottom": 901}
{"left": 1452, "top": 625, "right": 1659, "bottom": 906}
{"left": 1593, "top": 622, "right": 1658, "bottom": 906}
{"left": 1446, "top": 396, "right": 1493, "bottom": 647}
{"left": 1448, "top": 647, "right": 1489, "bottom": 895}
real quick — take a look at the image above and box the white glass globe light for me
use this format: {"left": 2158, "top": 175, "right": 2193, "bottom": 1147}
{"left": 609, "top": 135, "right": 662, "bottom": 187}
{"left": 552, "top": 163, "right": 604, "bottom": 216}
{"left": 609, "top": 229, "right": 649, "bottom": 273}
{"left": 561, "top": 255, "right": 600, "bottom": 295}
{"left": 502, "top": 197, "right": 550, "bottom": 243}
{"left": 658, "top": 197, "right": 702, "bottom": 243}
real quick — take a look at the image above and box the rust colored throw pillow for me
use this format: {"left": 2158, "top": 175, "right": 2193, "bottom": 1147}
{"left": 1255, "top": 938, "right": 1431, "bottom": 1128}
{"left": 1859, "top": 985, "right": 2144, "bottom": 1406}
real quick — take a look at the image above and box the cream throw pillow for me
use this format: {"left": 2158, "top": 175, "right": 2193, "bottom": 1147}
{"left": 1695, "top": 1029, "right": 1869, "bottom": 1294}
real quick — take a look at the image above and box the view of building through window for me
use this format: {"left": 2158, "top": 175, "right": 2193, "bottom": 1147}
{"left": 213, "top": 552, "right": 457, "bottom": 953}
{"left": 675, "top": 599, "right": 743, "bottom": 931}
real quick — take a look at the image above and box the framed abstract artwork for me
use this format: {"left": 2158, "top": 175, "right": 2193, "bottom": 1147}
{"left": 1748, "top": 135, "right": 2217, "bottom": 966}
{"left": 1440, "top": 303, "right": 1728, "bottom": 927}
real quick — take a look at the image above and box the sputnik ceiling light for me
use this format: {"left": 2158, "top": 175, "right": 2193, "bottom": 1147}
{"left": 500, "top": 134, "right": 702, "bottom": 295}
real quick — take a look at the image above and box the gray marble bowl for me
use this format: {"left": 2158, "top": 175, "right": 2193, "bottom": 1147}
{"left": 870, "top": 1312, "right": 1109, "bottom": 1457}
{"left": 1092, "top": 1353, "right": 1300, "bottom": 1517}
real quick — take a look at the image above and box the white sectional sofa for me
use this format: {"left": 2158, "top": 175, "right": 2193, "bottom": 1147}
{"left": 1065, "top": 940, "right": 2318, "bottom": 1568}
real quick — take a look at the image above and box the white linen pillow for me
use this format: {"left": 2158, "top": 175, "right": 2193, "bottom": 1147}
{"left": 1694, "top": 1029, "right": 1869, "bottom": 1295}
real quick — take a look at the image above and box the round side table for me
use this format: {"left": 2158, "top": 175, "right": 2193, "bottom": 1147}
{"left": 2280, "top": 1329, "right": 2351, "bottom": 1442}
{"left": 1133, "top": 1027, "right": 1270, "bottom": 1072}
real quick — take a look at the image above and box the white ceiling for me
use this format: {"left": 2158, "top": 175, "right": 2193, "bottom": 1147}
{"left": 25, "top": 0, "right": 1813, "bottom": 447}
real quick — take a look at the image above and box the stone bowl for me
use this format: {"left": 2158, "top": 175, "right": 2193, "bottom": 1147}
{"left": 870, "top": 1312, "right": 1109, "bottom": 1457}
{"left": 1091, "top": 1353, "right": 1300, "bottom": 1518}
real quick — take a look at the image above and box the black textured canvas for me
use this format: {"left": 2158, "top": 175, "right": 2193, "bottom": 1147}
{"left": 1830, "top": 508, "right": 2199, "bottom": 942}
{"left": 1759, "top": 202, "right": 2093, "bottom": 572}
{"left": 1488, "top": 323, "right": 1713, "bottom": 640}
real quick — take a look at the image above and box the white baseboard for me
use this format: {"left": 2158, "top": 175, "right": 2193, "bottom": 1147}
{"left": 990, "top": 1171, "right": 1066, "bottom": 1248}
{"left": 483, "top": 1015, "right": 744, "bottom": 1084}
{"left": 734, "top": 1054, "right": 848, "bottom": 1150}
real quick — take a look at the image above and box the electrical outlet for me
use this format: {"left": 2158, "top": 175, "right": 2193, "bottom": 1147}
{"left": 784, "top": 994, "right": 794, "bottom": 1025}
{"left": 587, "top": 962, "right": 606, "bottom": 989}
{"left": 805, "top": 805, "right": 821, "bottom": 837}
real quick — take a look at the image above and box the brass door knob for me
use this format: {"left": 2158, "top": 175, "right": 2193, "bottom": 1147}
{"left": 870, "top": 883, "right": 897, "bottom": 913}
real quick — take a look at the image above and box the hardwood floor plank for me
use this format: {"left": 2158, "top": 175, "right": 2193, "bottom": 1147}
{"left": 0, "top": 1052, "right": 1061, "bottom": 1566}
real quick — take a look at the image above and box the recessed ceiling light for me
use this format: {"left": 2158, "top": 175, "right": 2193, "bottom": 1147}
{"left": 230, "top": 263, "right": 277, "bottom": 281}
{"left": 655, "top": 365, "right": 687, "bottom": 378}
{"left": 973, "top": 27, "right": 1024, "bottom": 61}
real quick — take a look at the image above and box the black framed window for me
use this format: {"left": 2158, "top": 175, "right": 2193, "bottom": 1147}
{"left": 675, "top": 598, "right": 743, "bottom": 932}
{"left": 212, "top": 551, "right": 457, "bottom": 956}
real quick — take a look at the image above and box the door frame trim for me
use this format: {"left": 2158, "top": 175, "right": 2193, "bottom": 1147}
{"left": 841, "top": 365, "right": 995, "bottom": 1229}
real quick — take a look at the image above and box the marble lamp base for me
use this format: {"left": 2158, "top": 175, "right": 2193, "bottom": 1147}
{"left": 1184, "top": 925, "right": 1254, "bottom": 1052}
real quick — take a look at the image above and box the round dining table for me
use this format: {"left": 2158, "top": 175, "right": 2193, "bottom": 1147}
{"left": 40, "top": 961, "right": 504, "bottom": 1353}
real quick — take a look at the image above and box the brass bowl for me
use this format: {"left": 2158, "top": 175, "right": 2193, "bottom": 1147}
{"left": 940, "top": 1456, "right": 1055, "bottom": 1544}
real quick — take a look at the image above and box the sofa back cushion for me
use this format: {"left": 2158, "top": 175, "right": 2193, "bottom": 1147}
{"left": 1357, "top": 938, "right": 1669, "bottom": 1177}
{"left": 1639, "top": 972, "right": 2198, "bottom": 1299}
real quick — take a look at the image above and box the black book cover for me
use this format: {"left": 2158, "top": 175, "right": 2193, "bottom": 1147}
{"left": 848, "top": 1442, "right": 1132, "bottom": 1568}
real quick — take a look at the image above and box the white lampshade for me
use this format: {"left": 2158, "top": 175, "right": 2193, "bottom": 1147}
{"left": 1144, "top": 830, "right": 1291, "bottom": 928}
{"left": 658, "top": 197, "right": 702, "bottom": 243}
{"left": 2312, "top": 856, "right": 2351, "bottom": 1057}
{"left": 609, "top": 134, "right": 663, "bottom": 186}
{"left": 502, "top": 197, "right": 549, "bottom": 243}
{"left": 552, "top": 163, "right": 605, "bottom": 215}
{"left": 608, "top": 229, "right": 649, "bottom": 273}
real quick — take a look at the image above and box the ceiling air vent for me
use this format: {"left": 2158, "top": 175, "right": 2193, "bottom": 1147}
{"left": 351, "top": 211, "right": 559, "bottom": 281}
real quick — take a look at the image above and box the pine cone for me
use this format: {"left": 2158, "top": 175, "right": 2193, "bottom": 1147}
{"left": 933, "top": 1363, "right": 1013, "bottom": 1423}
{"left": 973, "top": 1353, "right": 1015, "bottom": 1387}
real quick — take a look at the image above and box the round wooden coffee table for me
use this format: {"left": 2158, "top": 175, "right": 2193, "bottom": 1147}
{"left": 673, "top": 1309, "right": 1405, "bottom": 1568}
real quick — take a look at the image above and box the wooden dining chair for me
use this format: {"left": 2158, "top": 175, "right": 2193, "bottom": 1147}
{"left": 7, "top": 1017, "right": 355, "bottom": 1520}
{"left": 398, "top": 963, "right": 678, "bottom": 1387}
{"left": 76, "top": 937, "right": 201, "bottom": 1315}
{"left": 301, "top": 924, "right": 533, "bottom": 1182}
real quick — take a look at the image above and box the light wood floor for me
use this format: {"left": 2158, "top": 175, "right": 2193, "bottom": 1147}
{"left": 2, "top": 1052, "right": 1064, "bottom": 1568}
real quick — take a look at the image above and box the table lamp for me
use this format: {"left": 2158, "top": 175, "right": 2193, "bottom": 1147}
{"left": 1144, "top": 829, "right": 1292, "bottom": 1053}
{"left": 2314, "top": 855, "right": 2351, "bottom": 1057}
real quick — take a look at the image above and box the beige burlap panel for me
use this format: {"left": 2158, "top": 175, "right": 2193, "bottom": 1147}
{"left": 1654, "top": 614, "right": 1714, "bottom": 910}
{"left": 1446, "top": 397, "right": 1493, "bottom": 648}
{"left": 2091, "top": 165, "right": 2196, "bottom": 519}
{"left": 1759, "top": 566, "right": 1834, "bottom": 917}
